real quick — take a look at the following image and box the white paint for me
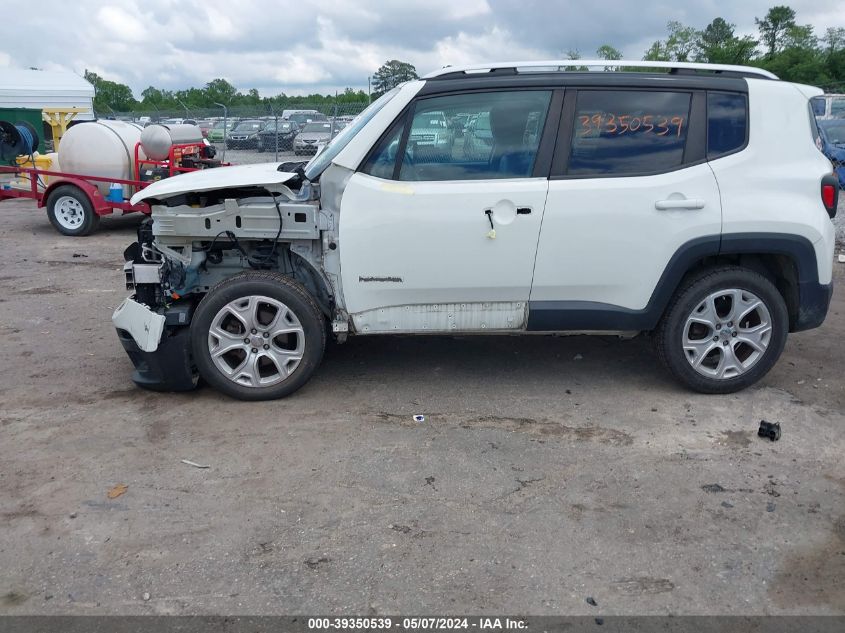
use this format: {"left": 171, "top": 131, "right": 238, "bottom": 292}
{"left": 351, "top": 301, "right": 527, "bottom": 333}
{"left": 713, "top": 79, "right": 834, "bottom": 284}
{"left": 112, "top": 298, "right": 165, "bottom": 352}
{"left": 535, "top": 164, "right": 722, "bottom": 309}
{"left": 130, "top": 163, "right": 297, "bottom": 204}
{"left": 339, "top": 172, "right": 548, "bottom": 320}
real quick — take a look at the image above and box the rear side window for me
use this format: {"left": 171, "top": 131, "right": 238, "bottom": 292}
{"left": 567, "top": 90, "right": 691, "bottom": 176}
{"left": 707, "top": 92, "right": 747, "bottom": 159}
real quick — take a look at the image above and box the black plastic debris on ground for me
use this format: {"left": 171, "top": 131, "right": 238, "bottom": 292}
{"left": 758, "top": 420, "right": 781, "bottom": 442}
{"left": 586, "top": 597, "right": 598, "bottom": 607}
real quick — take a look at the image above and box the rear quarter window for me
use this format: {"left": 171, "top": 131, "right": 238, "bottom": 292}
{"left": 567, "top": 90, "right": 691, "bottom": 176}
{"left": 707, "top": 92, "right": 748, "bottom": 159}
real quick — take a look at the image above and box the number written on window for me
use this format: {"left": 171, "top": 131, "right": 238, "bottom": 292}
{"left": 579, "top": 113, "right": 686, "bottom": 138}
{"left": 568, "top": 90, "right": 692, "bottom": 177}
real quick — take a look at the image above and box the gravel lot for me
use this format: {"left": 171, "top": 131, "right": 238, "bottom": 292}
{"left": 0, "top": 186, "right": 844, "bottom": 616}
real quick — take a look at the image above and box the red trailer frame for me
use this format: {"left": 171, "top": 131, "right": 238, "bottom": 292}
{"left": 0, "top": 165, "right": 152, "bottom": 215}
{"left": 0, "top": 141, "right": 224, "bottom": 218}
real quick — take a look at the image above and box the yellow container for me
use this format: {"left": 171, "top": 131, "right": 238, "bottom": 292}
{"left": 11, "top": 152, "right": 59, "bottom": 190}
{"left": 15, "top": 152, "right": 53, "bottom": 170}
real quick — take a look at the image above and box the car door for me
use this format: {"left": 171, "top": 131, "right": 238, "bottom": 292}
{"left": 529, "top": 87, "right": 723, "bottom": 330}
{"left": 339, "top": 89, "right": 560, "bottom": 334}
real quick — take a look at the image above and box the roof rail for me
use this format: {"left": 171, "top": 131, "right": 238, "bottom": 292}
{"left": 423, "top": 60, "right": 778, "bottom": 81}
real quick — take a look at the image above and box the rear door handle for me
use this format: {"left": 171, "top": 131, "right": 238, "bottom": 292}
{"left": 655, "top": 198, "right": 705, "bottom": 210}
{"left": 516, "top": 207, "right": 532, "bottom": 215}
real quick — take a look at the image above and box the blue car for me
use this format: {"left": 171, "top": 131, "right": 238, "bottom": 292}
{"left": 818, "top": 119, "right": 845, "bottom": 188}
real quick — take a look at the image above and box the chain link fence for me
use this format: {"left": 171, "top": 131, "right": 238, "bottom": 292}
{"left": 110, "top": 102, "right": 370, "bottom": 164}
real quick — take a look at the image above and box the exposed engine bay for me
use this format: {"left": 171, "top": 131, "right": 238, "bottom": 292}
{"left": 114, "top": 161, "right": 350, "bottom": 390}
{"left": 130, "top": 161, "right": 339, "bottom": 302}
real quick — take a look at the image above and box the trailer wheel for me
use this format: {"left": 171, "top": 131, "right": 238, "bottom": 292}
{"left": 46, "top": 185, "right": 100, "bottom": 236}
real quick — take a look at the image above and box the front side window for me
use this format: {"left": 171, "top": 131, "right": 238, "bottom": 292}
{"left": 363, "top": 90, "right": 552, "bottom": 181}
{"left": 707, "top": 92, "right": 747, "bottom": 159}
{"left": 567, "top": 90, "right": 691, "bottom": 176}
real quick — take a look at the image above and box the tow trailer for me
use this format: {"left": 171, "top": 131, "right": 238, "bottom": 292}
{"left": 0, "top": 140, "right": 224, "bottom": 237}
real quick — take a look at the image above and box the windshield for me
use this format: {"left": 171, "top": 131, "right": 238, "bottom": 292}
{"left": 821, "top": 121, "right": 845, "bottom": 144}
{"left": 304, "top": 86, "right": 401, "bottom": 180}
{"left": 303, "top": 123, "right": 332, "bottom": 133}
{"left": 233, "top": 121, "right": 262, "bottom": 131}
{"left": 264, "top": 121, "right": 291, "bottom": 131}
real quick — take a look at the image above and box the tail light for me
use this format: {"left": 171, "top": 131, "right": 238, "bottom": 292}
{"left": 821, "top": 174, "right": 839, "bottom": 218}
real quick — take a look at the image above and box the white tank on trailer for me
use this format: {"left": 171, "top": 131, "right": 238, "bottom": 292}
{"left": 140, "top": 124, "right": 204, "bottom": 161}
{"left": 57, "top": 120, "right": 145, "bottom": 197}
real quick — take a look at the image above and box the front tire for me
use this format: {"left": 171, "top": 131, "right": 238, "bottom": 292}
{"left": 190, "top": 271, "right": 326, "bottom": 400}
{"left": 655, "top": 266, "right": 788, "bottom": 394}
{"left": 46, "top": 185, "right": 100, "bottom": 236}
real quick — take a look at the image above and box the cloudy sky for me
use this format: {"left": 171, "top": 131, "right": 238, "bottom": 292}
{"left": 2, "top": 0, "right": 843, "bottom": 97}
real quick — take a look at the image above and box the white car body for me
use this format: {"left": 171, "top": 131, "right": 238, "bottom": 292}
{"left": 113, "top": 60, "right": 839, "bottom": 398}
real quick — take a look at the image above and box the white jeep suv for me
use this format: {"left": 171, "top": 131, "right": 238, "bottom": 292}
{"left": 113, "top": 60, "right": 839, "bottom": 400}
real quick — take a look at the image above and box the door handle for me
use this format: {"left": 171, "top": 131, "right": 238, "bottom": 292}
{"left": 655, "top": 198, "right": 705, "bottom": 210}
{"left": 516, "top": 207, "right": 532, "bottom": 215}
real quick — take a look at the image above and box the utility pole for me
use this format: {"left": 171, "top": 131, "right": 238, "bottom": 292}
{"left": 214, "top": 102, "right": 228, "bottom": 162}
{"left": 176, "top": 98, "right": 189, "bottom": 120}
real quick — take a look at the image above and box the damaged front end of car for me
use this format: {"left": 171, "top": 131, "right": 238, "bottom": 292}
{"left": 113, "top": 161, "right": 339, "bottom": 391}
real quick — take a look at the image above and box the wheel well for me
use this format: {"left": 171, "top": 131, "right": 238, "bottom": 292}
{"left": 678, "top": 253, "right": 800, "bottom": 330}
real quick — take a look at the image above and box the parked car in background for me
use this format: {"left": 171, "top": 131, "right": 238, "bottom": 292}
{"left": 449, "top": 112, "right": 472, "bottom": 137}
{"left": 288, "top": 111, "right": 328, "bottom": 128}
{"left": 226, "top": 119, "right": 264, "bottom": 149}
{"left": 293, "top": 121, "right": 335, "bottom": 155}
{"left": 818, "top": 119, "right": 845, "bottom": 188}
{"left": 207, "top": 121, "right": 229, "bottom": 142}
{"left": 408, "top": 109, "right": 453, "bottom": 161}
{"left": 463, "top": 111, "right": 493, "bottom": 160}
{"left": 257, "top": 120, "right": 300, "bottom": 152}
{"left": 195, "top": 120, "right": 213, "bottom": 137}
{"left": 812, "top": 94, "right": 845, "bottom": 119}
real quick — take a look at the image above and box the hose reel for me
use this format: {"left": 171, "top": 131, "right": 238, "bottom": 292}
{"left": 0, "top": 120, "right": 40, "bottom": 164}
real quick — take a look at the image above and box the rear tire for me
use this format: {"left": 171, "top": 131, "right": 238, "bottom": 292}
{"left": 655, "top": 266, "right": 788, "bottom": 394}
{"left": 190, "top": 271, "right": 326, "bottom": 400}
{"left": 46, "top": 185, "right": 100, "bottom": 236}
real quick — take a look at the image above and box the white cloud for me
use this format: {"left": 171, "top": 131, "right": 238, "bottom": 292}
{"left": 1, "top": 0, "right": 843, "bottom": 99}
{"left": 96, "top": 5, "right": 149, "bottom": 44}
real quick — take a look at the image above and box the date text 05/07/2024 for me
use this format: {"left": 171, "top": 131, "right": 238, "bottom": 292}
{"left": 307, "top": 617, "right": 529, "bottom": 631}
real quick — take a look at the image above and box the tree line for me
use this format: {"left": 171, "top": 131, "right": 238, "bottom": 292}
{"left": 594, "top": 6, "right": 844, "bottom": 89}
{"left": 84, "top": 5, "right": 844, "bottom": 114}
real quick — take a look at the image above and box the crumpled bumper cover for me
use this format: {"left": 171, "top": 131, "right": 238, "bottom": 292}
{"left": 114, "top": 298, "right": 197, "bottom": 392}
{"left": 112, "top": 298, "right": 165, "bottom": 352}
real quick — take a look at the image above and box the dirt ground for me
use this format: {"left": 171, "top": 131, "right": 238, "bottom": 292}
{"left": 0, "top": 191, "right": 844, "bottom": 616}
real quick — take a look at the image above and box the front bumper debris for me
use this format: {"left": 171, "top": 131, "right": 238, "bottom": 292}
{"left": 116, "top": 325, "right": 197, "bottom": 392}
{"left": 114, "top": 298, "right": 197, "bottom": 392}
{"left": 112, "top": 298, "right": 165, "bottom": 352}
